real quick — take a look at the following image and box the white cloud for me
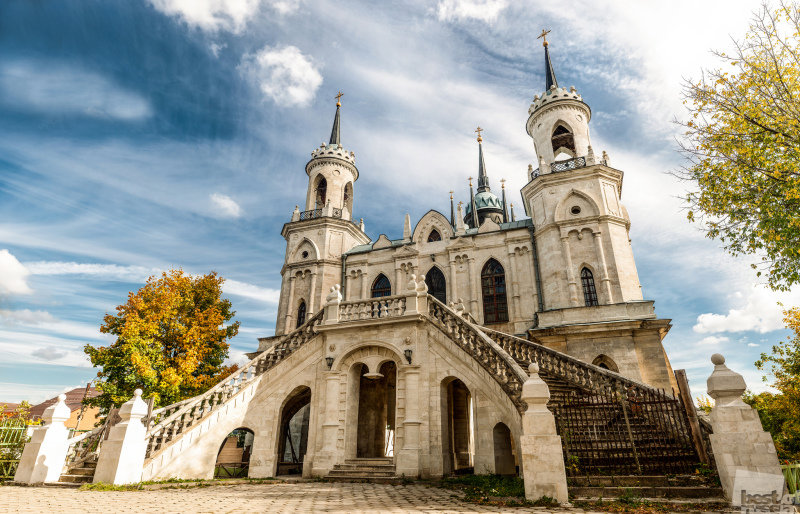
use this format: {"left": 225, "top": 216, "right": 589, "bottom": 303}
{"left": 148, "top": 0, "right": 299, "bottom": 33}
{"left": 0, "top": 249, "right": 31, "bottom": 296}
{"left": 209, "top": 193, "right": 242, "bottom": 218}
{"left": 31, "top": 346, "right": 68, "bottom": 361}
{"left": 25, "top": 261, "right": 155, "bottom": 282}
{"left": 239, "top": 45, "right": 322, "bottom": 107}
{"left": 0, "top": 61, "right": 152, "bottom": 121}
{"left": 437, "top": 0, "right": 508, "bottom": 23}
{"left": 224, "top": 280, "right": 280, "bottom": 303}
{"left": 0, "top": 309, "right": 55, "bottom": 325}
{"left": 698, "top": 335, "right": 729, "bottom": 346}
{"left": 748, "top": 343, "right": 759, "bottom": 347}
{"left": 209, "top": 42, "right": 226, "bottom": 57}
{"left": 693, "top": 285, "right": 800, "bottom": 334}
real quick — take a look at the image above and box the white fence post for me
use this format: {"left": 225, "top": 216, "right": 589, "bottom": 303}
{"left": 14, "top": 394, "right": 71, "bottom": 484}
{"left": 93, "top": 389, "right": 148, "bottom": 484}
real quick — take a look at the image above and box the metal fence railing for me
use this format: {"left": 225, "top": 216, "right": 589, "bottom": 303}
{"left": 0, "top": 418, "right": 29, "bottom": 481}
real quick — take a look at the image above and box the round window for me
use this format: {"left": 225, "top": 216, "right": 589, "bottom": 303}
{"left": 570, "top": 206, "right": 581, "bottom": 215}
{"left": 302, "top": 251, "right": 309, "bottom": 259}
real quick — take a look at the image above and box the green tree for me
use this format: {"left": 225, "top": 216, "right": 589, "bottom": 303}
{"left": 677, "top": 0, "right": 800, "bottom": 291}
{"left": 85, "top": 270, "right": 240, "bottom": 412}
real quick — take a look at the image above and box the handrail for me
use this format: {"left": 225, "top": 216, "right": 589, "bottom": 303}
{"left": 63, "top": 423, "right": 106, "bottom": 471}
{"left": 426, "top": 296, "right": 529, "bottom": 413}
{"left": 144, "top": 310, "right": 323, "bottom": 460}
{"left": 338, "top": 294, "right": 407, "bottom": 321}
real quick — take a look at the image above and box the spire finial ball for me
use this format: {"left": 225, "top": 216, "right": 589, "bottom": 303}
{"left": 711, "top": 354, "right": 725, "bottom": 366}
{"left": 134, "top": 389, "right": 143, "bottom": 397}
{"left": 58, "top": 393, "right": 67, "bottom": 402}
{"left": 335, "top": 91, "right": 343, "bottom": 107}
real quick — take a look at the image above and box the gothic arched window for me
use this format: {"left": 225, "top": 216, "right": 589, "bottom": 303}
{"left": 343, "top": 182, "right": 353, "bottom": 212}
{"left": 425, "top": 266, "right": 447, "bottom": 304}
{"left": 481, "top": 259, "right": 508, "bottom": 324}
{"left": 551, "top": 124, "right": 576, "bottom": 158}
{"left": 581, "top": 267, "right": 598, "bottom": 306}
{"left": 371, "top": 274, "right": 391, "bottom": 298}
{"left": 296, "top": 300, "right": 307, "bottom": 328}
{"left": 315, "top": 177, "right": 327, "bottom": 208}
{"left": 427, "top": 229, "right": 441, "bottom": 242}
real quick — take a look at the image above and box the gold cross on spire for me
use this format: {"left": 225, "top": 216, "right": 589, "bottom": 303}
{"left": 335, "top": 91, "right": 343, "bottom": 107}
{"left": 474, "top": 126, "right": 483, "bottom": 142}
{"left": 538, "top": 28, "right": 551, "bottom": 47}
{"left": 500, "top": 178, "right": 506, "bottom": 189}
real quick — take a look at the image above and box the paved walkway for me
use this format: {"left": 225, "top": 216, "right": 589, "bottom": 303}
{"left": 1, "top": 481, "right": 598, "bottom": 513}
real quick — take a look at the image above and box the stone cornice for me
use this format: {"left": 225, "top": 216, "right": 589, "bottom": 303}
{"left": 305, "top": 155, "right": 359, "bottom": 181}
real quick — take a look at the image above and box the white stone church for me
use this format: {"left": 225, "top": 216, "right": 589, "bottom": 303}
{"left": 15, "top": 39, "right": 786, "bottom": 504}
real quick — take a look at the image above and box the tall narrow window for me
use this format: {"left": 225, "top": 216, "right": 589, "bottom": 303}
{"left": 296, "top": 300, "right": 306, "bottom": 328}
{"left": 551, "top": 124, "right": 576, "bottom": 157}
{"left": 581, "top": 268, "right": 598, "bottom": 306}
{"left": 425, "top": 266, "right": 447, "bottom": 304}
{"left": 315, "top": 177, "right": 327, "bottom": 208}
{"left": 343, "top": 182, "right": 353, "bottom": 212}
{"left": 371, "top": 274, "right": 391, "bottom": 298}
{"left": 427, "top": 229, "right": 441, "bottom": 242}
{"left": 481, "top": 259, "right": 508, "bottom": 324}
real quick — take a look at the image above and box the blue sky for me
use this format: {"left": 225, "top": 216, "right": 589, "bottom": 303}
{"left": 0, "top": 0, "right": 795, "bottom": 404}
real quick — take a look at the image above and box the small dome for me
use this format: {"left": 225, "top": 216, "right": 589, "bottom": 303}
{"left": 465, "top": 190, "right": 503, "bottom": 215}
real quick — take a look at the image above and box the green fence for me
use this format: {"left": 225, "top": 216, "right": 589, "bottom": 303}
{"left": 783, "top": 462, "right": 799, "bottom": 501}
{"left": 0, "top": 418, "right": 28, "bottom": 481}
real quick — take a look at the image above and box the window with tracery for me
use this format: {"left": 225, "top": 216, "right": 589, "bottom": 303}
{"left": 581, "top": 267, "right": 598, "bottom": 306}
{"left": 370, "top": 274, "right": 391, "bottom": 298}
{"left": 480, "top": 259, "right": 508, "bottom": 324}
{"left": 296, "top": 300, "right": 307, "bottom": 328}
{"left": 551, "top": 124, "right": 576, "bottom": 157}
{"left": 425, "top": 266, "right": 446, "bottom": 304}
{"left": 427, "top": 229, "right": 441, "bottom": 242}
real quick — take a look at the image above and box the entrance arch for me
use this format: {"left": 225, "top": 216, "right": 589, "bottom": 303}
{"left": 492, "top": 422, "right": 516, "bottom": 475}
{"left": 441, "top": 378, "right": 474, "bottom": 474}
{"left": 276, "top": 386, "right": 311, "bottom": 475}
{"left": 425, "top": 266, "right": 447, "bottom": 304}
{"left": 214, "top": 427, "right": 253, "bottom": 478}
{"left": 356, "top": 361, "right": 397, "bottom": 458}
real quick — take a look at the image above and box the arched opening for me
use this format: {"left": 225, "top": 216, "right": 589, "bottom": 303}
{"left": 441, "top": 378, "right": 474, "bottom": 475}
{"left": 356, "top": 361, "right": 397, "bottom": 458}
{"left": 315, "top": 176, "right": 327, "bottom": 208}
{"left": 371, "top": 274, "right": 391, "bottom": 298}
{"left": 214, "top": 427, "right": 254, "bottom": 478}
{"left": 581, "top": 267, "right": 598, "bottom": 306}
{"left": 425, "top": 266, "right": 447, "bottom": 304}
{"left": 276, "top": 386, "right": 311, "bottom": 475}
{"left": 296, "top": 299, "right": 306, "bottom": 328}
{"left": 493, "top": 422, "right": 516, "bottom": 475}
{"left": 481, "top": 258, "right": 509, "bottom": 324}
{"left": 551, "top": 124, "right": 576, "bottom": 158}
{"left": 343, "top": 182, "right": 353, "bottom": 213}
{"left": 427, "top": 229, "right": 441, "bottom": 242}
{"left": 592, "top": 354, "right": 619, "bottom": 372}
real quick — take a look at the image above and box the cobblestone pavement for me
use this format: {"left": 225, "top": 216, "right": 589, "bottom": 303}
{"left": 1, "top": 482, "right": 603, "bottom": 513}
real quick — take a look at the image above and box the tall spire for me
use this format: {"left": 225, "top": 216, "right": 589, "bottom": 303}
{"left": 469, "top": 177, "right": 479, "bottom": 229}
{"left": 329, "top": 91, "right": 343, "bottom": 146}
{"left": 500, "top": 179, "right": 508, "bottom": 223}
{"left": 538, "top": 29, "right": 558, "bottom": 90}
{"left": 475, "top": 126, "right": 490, "bottom": 193}
{"left": 449, "top": 190, "right": 455, "bottom": 227}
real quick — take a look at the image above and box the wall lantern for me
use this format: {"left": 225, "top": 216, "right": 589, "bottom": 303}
{"left": 404, "top": 349, "right": 413, "bottom": 364}
{"left": 325, "top": 356, "right": 334, "bottom": 370}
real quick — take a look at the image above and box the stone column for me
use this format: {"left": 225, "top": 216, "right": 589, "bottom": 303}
{"left": 93, "top": 390, "right": 149, "bottom": 485}
{"left": 14, "top": 394, "right": 71, "bottom": 484}
{"left": 560, "top": 236, "right": 579, "bottom": 306}
{"left": 396, "top": 365, "right": 422, "bottom": 477}
{"left": 520, "top": 363, "right": 568, "bottom": 504}
{"left": 448, "top": 259, "right": 458, "bottom": 302}
{"left": 360, "top": 270, "right": 368, "bottom": 299}
{"left": 395, "top": 267, "right": 403, "bottom": 297}
{"left": 312, "top": 371, "right": 341, "bottom": 475}
{"left": 343, "top": 272, "right": 351, "bottom": 301}
{"left": 706, "top": 354, "right": 784, "bottom": 504}
{"left": 467, "top": 257, "right": 480, "bottom": 319}
{"left": 592, "top": 230, "right": 614, "bottom": 304}
{"left": 308, "top": 270, "right": 318, "bottom": 315}
{"left": 285, "top": 274, "right": 296, "bottom": 331}
{"left": 506, "top": 250, "right": 521, "bottom": 320}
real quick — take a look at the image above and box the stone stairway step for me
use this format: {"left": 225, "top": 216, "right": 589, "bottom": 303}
{"left": 569, "top": 486, "right": 724, "bottom": 500}
{"left": 58, "top": 474, "right": 94, "bottom": 484}
{"left": 327, "top": 470, "right": 397, "bottom": 478}
{"left": 324, "top": 475, "right": 404, "bottom": 484}
{"left": 69, "top": 467, "right": 96, "bottom": 476}
{"left": 344, "top": 458, "right": 393, "bottom": 465}
{"left": 568, "top": 475, "right": 711, "bottom": 487}
{"left": 334, "top": 463, "right": 395, "bottom": 470}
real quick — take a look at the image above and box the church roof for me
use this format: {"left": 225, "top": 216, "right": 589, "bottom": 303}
{"left": 465, "top": 190, "right": 503, "bottom": 215}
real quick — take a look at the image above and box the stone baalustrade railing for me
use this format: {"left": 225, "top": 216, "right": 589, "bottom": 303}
{"left": 337, "top": 295, "right": 407, "bottom": 322}
{"left": 141, "top": 310, "right": 324, "bottom": 461}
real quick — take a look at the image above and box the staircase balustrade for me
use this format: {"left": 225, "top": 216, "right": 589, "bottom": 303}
{"left": 337, "top": 295, "right": 407, "bottom": 322}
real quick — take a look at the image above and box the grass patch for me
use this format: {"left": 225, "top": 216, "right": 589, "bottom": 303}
{"left": 438, "top": 474, "right": 548, "bottom": 507}
{"left": 79, "top": 482, "right": 143, "bottom": 491}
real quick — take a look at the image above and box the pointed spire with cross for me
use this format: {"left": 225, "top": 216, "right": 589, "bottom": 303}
{"left": 329, "top": 91, "right": 343, "bottom": 145}
{"left": 538, "top": 29, "right": 558, "bottom": 90}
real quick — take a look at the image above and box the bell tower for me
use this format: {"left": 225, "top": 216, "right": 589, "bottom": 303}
{"left": 273, "top": 94, "right": 370, "bottom": 336}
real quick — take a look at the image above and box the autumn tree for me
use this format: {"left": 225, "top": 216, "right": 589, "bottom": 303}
{"left": 85, "top": 270, "right": 240, "bottom": 412}
{"left": 677, "top": 0, "right": 800, "bottom": 291}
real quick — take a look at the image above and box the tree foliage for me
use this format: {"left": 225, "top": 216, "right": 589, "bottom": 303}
{"left": 85, "top": 270, "right": 240, "bottom": 412}
{"left": 750, "top": 307, "right": 800, "bottom": 460}
{"left": 677, "top": 1, "right": 800, "bottom": 290}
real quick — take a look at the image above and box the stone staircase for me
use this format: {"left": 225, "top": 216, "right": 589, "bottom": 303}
{"left": 58, "top": 456, "right": 97, "bottom": 485}
{"left": 325, "top": 458, "right": 398, "bottom": 483}
{"left": 568, "top": 475, "right": 725, "bottom": 501}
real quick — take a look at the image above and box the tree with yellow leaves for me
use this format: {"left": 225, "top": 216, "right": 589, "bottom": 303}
{"left": 85, "top": 270, "right": 240, "bottom": 413}
{"left": 678, "top": 1, "right": 800, "bottom": 291}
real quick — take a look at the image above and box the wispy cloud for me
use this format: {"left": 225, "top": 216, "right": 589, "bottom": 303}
{"left": 693, "top": 285, "right": 800, "bottom": 334}
{"left": 0, "top": 249, "right": 31, "bottom": 296}
{"left": 31, "top": 346, "right": 68, "bottom": 361}
{"left": 224, "top": 280, "right": 280, "bottom": 304}
{"left": 436, "top": 0, "right": 508, "bottom": 23}
{"left": 239, "top": 45, "right": 322, "bottom": 107}
{"left": 0, "top": 61, "right": 152, "bottom": 121}
{"left": 209, "top": 193, "right": 242, "bottom": 218}
{"left": 698, "top": 335, "right": 729, "bottom": 346}
{"left": 148, "top": 0, "right": 299, "bottom": 33}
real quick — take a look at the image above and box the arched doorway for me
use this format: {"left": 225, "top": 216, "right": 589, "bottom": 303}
{"left": 441, "top": 378, "right": 474, "bottom": 475}
{"left": 214, "top": 427, "right": 254, "bottom": 478}
{"left": 356, "top": 361, "right": 397, "bottom": 458}
{"left": 492, "top": 422, "right": 516, "bottom": 475}
{"left": 276, "top": 386, "right": 311, "bottom": 475}
{"left": 425, "top": 266, "right": 447, "bottom": 304}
